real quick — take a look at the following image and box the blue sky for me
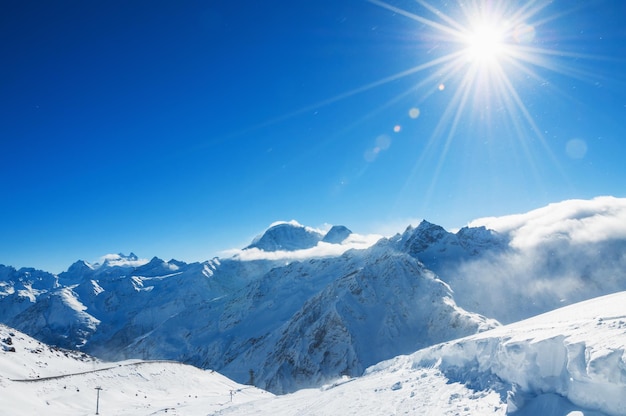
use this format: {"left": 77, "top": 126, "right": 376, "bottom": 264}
{"left": 2, "top": 0, "right": 626, "bottom": 272}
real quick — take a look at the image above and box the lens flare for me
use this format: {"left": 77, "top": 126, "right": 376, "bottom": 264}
{"left": 364, "top": 0, "right": 600, "bottom": 207}
{"left": 409, "top": 108, "right": 421, "bottom": 119}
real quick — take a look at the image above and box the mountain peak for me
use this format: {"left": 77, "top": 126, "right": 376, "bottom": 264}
{"left": 416, "top": 219, "right": 444, "bottom": 231}
{"left": 394, "top": 219, "right": 450, "bottom": 253}
{"left": 98, "top": 253, "right": 147, "bottom": 268}
{"left": 322, "top": 225, "right": 352, "bottom": 244}
{"left": 246, "top": 221, "right": 324, "bottom": 251}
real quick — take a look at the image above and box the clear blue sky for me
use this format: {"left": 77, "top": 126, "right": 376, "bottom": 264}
{"left": 2, "top": 0, "right": 625, "bottom": 272}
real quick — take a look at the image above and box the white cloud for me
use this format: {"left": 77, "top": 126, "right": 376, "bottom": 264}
{"left": 223, "top": 233, "right": 383, "bottom": 262}
{"left": 468, "top": 196, "right": 626, "bottom": 248}
{"left": 95, "top": 253, "right": 149, "bottom": 269}
{"left": 267, "top": 220, "right": 327, "bottom": 234}
{"left": 446, "top": 196, "right": 626, "bottom": 323}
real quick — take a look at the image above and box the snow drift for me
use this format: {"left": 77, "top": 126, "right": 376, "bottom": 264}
{"left": 368, "top": 291, "right": 626, "bottom": 416}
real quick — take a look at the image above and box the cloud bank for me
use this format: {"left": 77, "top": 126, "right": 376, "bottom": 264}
{"left": 468, "top": 196, "right": 626, "bottom": 247}
{"left": 445, "top": 196, "right": 626, "bottom": 323}
{"left": 95, "top": 253, "right": 149, "bottom": 269}
{"left": 225, "top": 232, "right": 383, "bottom": 262}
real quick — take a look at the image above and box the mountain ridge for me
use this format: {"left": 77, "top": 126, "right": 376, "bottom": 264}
{"left": 2, "top": 197, "right": 626, "bottom": 393}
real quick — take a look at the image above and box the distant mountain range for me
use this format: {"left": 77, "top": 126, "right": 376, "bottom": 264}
{"left": 2, "top": 196, "right": 626, "bottom": 393}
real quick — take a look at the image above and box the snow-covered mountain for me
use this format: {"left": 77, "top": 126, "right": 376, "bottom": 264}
{"left": 3, "top": 291, "right": 625, "bottom": 415}
{"left": 246, "top": 221, "right": 326, "bottom": 251}
{"left": 113, "top": 241, "right": 495, "bottom": 393}
{"left": 391, "top": 219, "right": 508, "bottom": 270}
{"left": 1, "top": 196, "right": 626, "bottom": 395}
{"left": 0, "top": 221, "right": 496, "bottom": 393}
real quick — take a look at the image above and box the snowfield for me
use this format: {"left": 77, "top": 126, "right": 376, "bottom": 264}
{"left": 3, "top": 291, "right": 625, "bottom": 415}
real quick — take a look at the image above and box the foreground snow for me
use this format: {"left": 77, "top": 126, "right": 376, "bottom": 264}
{"left": 215, "top": 368, "right": 505, "bottom": 416}
{"left": 3, "top": 292, "right": 625, "bottom": 415}
{"left": 4, "top": 362, "right": 269, "bottom": 415}
{"left": 366, "top": 291, "right": 626, "bottom": 416}
{"left": 0, "top": 325, "right": 270, "bottom": 415}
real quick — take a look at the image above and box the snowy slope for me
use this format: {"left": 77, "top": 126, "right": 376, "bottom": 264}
{"left": 4, "top": 292, "right": 625, "bottom": 415}
{"left": 3, "top": 362, "right": 270, "bottom": 416}
{"left": 0, "top": 323, "right": 100, "bottom": 380}
{"left": 0, "top": 324, "right": 270, "bottom": 415}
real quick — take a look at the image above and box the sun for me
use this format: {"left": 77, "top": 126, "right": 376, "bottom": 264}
{"left": 361, "top": 0, "right": 585, "bottom": 202}
{"left": 364, "top": 0, "right": 565, "bottom": 120}
{"left": 464, "top": 23, "right": 506, "bottom": 64}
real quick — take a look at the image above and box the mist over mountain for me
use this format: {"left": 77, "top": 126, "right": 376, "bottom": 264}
{"left": 1, "top": 196, "right": 626, "bottom": 394}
